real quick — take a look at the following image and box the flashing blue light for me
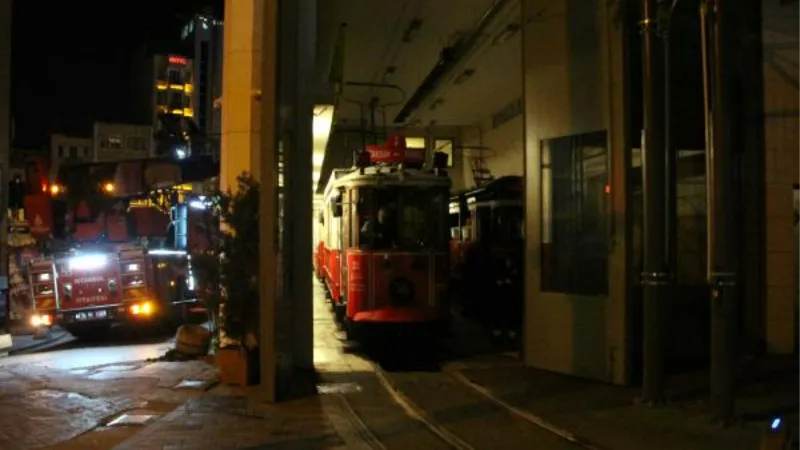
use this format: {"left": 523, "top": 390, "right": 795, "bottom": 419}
{"left": 771, "top": 417, "right": 782, "bottom": 430}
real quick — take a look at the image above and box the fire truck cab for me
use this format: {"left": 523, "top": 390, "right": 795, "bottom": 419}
{"left": 24, "top": 157, "right": 216, "bottom": 339}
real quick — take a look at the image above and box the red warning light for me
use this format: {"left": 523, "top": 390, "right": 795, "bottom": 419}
{"left": 604, "top": 184, "right": 611, "bottom": 194}
{"left": 168, "top": 55, "right": 188, "bottom": 65}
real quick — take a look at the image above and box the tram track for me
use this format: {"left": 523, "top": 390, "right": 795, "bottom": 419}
{"left": 372, "top": 362, "right": 476, "bottom": 450}
{"left": 364, "top": 356, "right": 599, "bottom": 450}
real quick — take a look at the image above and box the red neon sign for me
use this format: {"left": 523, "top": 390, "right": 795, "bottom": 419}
{"left": 365, "top": 134, "right": 426, "bottom": 165}
{"left": 168, "top": 55, "right": 188, "bottom": 65}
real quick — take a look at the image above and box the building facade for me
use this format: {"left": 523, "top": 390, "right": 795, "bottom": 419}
{"left": 181, "top": 14, "right": 224, "bottom": 160}
{"left": 92, "top": 122, "right": 153, "bottom": 163}
{"left": 50, "top": 133, "right": 92, "bottom": 177}
{"left": 181, "top": 14, "right": 223, "bottom": 138}
{"left": 152, "top": 54, "right": 195, "bottom": 128}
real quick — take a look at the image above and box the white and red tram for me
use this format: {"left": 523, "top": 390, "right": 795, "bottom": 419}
{"left": 317, "top": 135, "right": 452, "bottom": 341}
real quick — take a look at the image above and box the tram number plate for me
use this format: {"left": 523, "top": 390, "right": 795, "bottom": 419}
{"left": 75, "top": 310, "right": 108, "bottom": 321}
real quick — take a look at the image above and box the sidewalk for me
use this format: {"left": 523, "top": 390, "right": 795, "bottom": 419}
{"left": 111, "top": 284, "right": 405, "bottom": 450}
{"left": 447, "top": 353, "right": 798, "bottom": 450}
{"left": 9, "top": 325, "right": 71, "bottom": 355}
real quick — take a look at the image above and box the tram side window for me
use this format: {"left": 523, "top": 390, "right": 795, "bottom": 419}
{"left": 449, "top": 210, "right": 461, "bottom": 241}
{"left": 462, "top": 212, "right": 473, "bottom": 242}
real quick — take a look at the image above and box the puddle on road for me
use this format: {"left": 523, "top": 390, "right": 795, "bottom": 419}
{"left": 97, "top": 364, "right": 139, "bottom": 372}
{"left": 316, "top": 382, "right": 362, "bottom": 394}
{"left": 173, "top": 378, "right": 216, "bottom": 391}
{"left": 106, "top": 412, "right": 160, "bottom": 427}
{"left": 27, "top": 389, "right": 91, "bottom": 401}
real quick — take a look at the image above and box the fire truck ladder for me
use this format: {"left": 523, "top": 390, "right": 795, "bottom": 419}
{"left": 339, "top": 81, "right": 406, "bottom": 154}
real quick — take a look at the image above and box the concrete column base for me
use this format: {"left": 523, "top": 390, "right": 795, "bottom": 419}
{"left": 0, "top": 333, "right": 12, "bottom": 356}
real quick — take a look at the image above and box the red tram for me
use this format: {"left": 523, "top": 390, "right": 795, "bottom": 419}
{"left": 449, "top": 176, "right": 524, "bottom": 322}
{"left": 317, "top": 135, "right": 452, "bottom": 341}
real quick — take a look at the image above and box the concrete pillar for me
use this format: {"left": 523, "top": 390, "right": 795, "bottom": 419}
{"left": 221, "top": 0, "right": 278, "bottom": 402}
{"left": 221, "top": 0, "right": 263, "bottom": 191}
{"left": 0, "top": 0, "right": 11, "bottom": 347}
{"left": 277, "top": 0, "right": 315, "bottom": 375}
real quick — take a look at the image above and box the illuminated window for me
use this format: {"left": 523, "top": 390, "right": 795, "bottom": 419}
{"left": 106, "top": 137, "right": 122, "bottom": 149}
{"left": 434, "top": 139, "right": 454, "bottom": 167}
{"left": 405, "top": 137, "right": 426, "bottom": 149}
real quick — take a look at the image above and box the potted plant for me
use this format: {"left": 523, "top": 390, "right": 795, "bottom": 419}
{"left": 194, "top": 173, "right": 261, "bottom": 385}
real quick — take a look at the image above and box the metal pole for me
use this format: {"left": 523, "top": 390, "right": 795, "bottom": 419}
{"left": 701, "top": 0, "right": 738, "bottom": 426}
{"left": 660, "top": 0, "right": 678, "bottom": 286}
{"left": 639, "top": 0, "right": 668, "bottom": 405}
{"left": 0, "top": 0, "right": 11, "bottom": 338}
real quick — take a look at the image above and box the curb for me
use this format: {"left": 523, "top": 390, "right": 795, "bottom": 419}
{"left": 8, "top": 331, "right": 72, "bottom": 356}
{"left": 442, "top": 363, "right": 610, "bottom": 450}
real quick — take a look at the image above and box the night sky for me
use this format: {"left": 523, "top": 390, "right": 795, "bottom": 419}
{"left": 10, "top": 1, "right": 222, "bottom": 149}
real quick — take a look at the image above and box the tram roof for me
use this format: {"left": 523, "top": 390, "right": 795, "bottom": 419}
{"left": 323, "top": 165, "right": 451, "bottom": 200}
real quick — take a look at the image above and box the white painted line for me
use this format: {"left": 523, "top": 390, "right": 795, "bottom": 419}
{"left": 373, "top": 363, "right": 474, "bottom": 450}
{"left": 446, "top": 367, "right": 608, "bottom": 450}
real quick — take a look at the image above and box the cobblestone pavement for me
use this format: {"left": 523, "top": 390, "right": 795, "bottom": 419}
{"left": 111, "top": 283, "right": 605, "bottom": 450}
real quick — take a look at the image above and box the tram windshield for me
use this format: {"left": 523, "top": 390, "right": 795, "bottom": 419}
{"left": 358, "top": 186, "right": 448, "bottom": 250}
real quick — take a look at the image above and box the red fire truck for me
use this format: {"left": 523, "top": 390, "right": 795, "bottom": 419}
{"left": 318, "top": 135, "right": 452, "bottom": 342}
{"left": 24, "top": 157, "right": 217, "bottom": 339}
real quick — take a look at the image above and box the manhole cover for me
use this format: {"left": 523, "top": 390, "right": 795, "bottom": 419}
{"left": 316, "top": 382, "right": 362, "bottom": 394}
{"left": 106, "top": 413, "right": 159, "bottom": 427}
{"left": 174, "top": 379, "right": 216, "bottom": 391}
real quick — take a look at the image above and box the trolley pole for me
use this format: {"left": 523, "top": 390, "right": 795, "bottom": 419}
{"left": 700, "top": 0, "right": 738, "bottom": 426}
{"left": 639, "top": 0, "right": 668, "bottom": 406}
